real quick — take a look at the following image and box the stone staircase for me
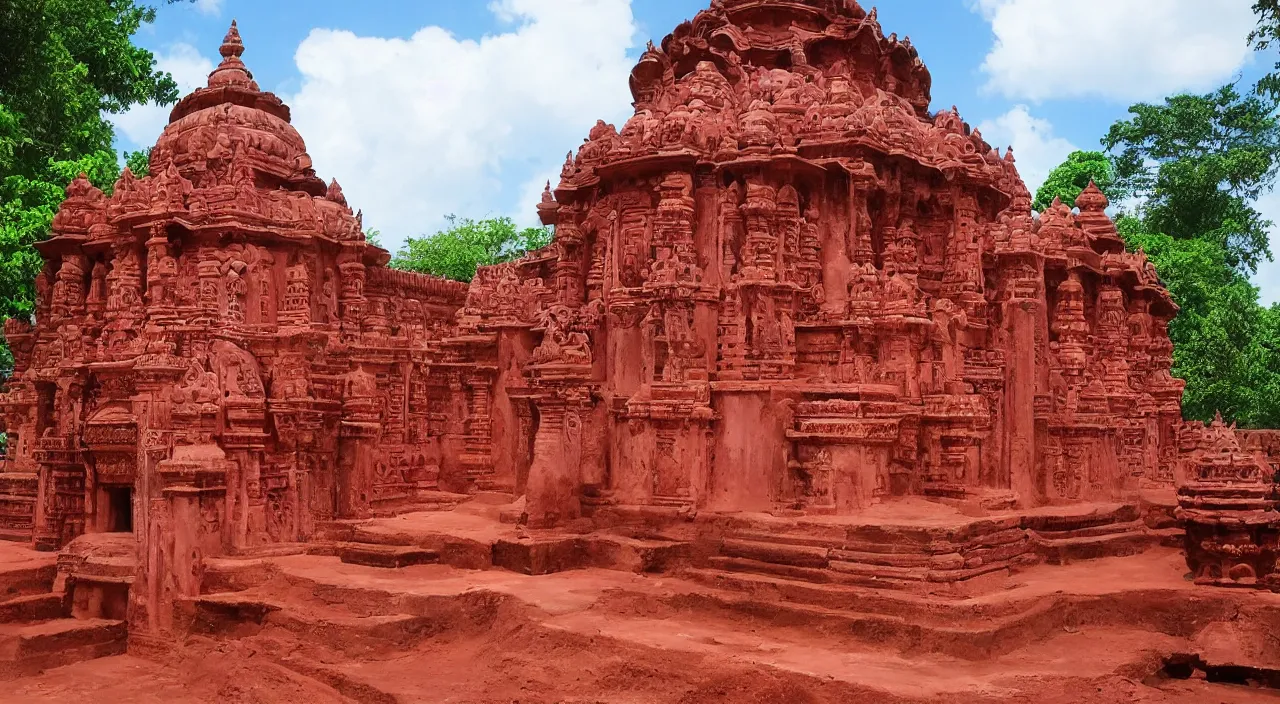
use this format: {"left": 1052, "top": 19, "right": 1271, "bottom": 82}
{"left": 180, "top": 553, "right": 532, "bottom": 702}
{"left": 1024, "top": 503, "right": 1168, "bottom": 564}
{"left": 0, "top": 472, "right": 37, "bottom": 544}
{"left": 704, "top": 516, "right": 1037, "bottom": 596}
{"left": 0, "top": 542, "right": 127, "bottom": 679}
{"left": 699, "top": 503, "right": 1175, "bottom": 597}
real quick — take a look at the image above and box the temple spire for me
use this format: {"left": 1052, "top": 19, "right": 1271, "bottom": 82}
{"left": 1076, "top": 180, "right": 1109, "bottom": 212}
{"left": 207, "top": 20, "right": 254, "bottom": 89}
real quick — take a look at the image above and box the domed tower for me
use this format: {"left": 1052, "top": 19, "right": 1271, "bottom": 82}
{"left": 461, "top": 0, "right": 1185, "bottom": 526}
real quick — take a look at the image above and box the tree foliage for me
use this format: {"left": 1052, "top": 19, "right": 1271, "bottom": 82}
{"left": 1032, "top": 150, "right": 1117, "bottom": 212}
{"left": 1250, "top": 0, "right": 1280, "bottom": 100}
{"left": 124, "top": 148, "right": 152, "bottom": 178}
{"left": 390, "top": 216, "right": 552, "bottom": 282}
{"left": 1102, "top": 85, "right": 1280, "bottom": 274}
{"left": 0, "top": 0, "right": 177, "bottom": 323}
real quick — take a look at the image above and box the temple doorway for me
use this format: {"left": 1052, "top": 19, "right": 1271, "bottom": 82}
{"left": 104, "top": 486, "right": 133, "bottom": 533}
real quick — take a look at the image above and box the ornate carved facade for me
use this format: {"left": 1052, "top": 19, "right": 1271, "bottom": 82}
{"left": 484, "top": 0, "right": 1190, "bottom": 525}
{"left": 1, "top": 1, "right": 1279, "bottom": 647}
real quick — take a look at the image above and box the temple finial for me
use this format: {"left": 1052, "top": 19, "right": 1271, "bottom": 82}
{"left": 208, "top": 19, "right": 253, "bottom": 89}
{"left": 221, "top": 20, "right": 244, "bottom": 59}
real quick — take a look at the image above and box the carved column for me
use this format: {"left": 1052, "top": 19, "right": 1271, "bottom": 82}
{"left": 337, "top": 250, "right": 366, "bottom": 341}
{"left": 524, "top": 384, "right": 592, "bottom": 527}
{"left": 1001, "top": 251, "right": 1044, "bottom": 505}
{"left": 459, "top": 369, "right": 496, "bottom": 489}
{"left": 196, "top": 248, "right": 221, "bottom": 324}
{"left": 337, "top": 366, "right": 381, "bottom": 518}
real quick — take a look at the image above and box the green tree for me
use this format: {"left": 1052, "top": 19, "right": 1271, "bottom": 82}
{"left": 1103, "top": 85, "right": 1280, "bottom": 274}
{"left": 124, "top": 148, "right": 152, "bottom": 178}
{"left": 1032, "top": 150, "right": 1117, "bottom": 211}
{"left": 390, "top": 216, "right": 552, "bottom": 282}
{"left": 1250, "top": 0, "right": 1280, "bottom": 100}
{"left": 0, "top": 0, "right": 178, "bottom": 325}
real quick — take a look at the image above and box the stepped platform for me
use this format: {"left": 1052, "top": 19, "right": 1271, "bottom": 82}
{"left": 689, "top": 497, "right": 1175, "bottom": 596}
{"left": 311, "top": 494, "right": 695, "bottom": 576}
{"left": 0, "top": 498, "right": 1268, "bottom": 703}
{"left": 142, "top": 547, "right": 1280, "bottom": 702}
{"left": 0, "top": 540, "right": 56, "bottom": 602}
{"left": 0, "top": 538, "right": 129, "bottom": 680}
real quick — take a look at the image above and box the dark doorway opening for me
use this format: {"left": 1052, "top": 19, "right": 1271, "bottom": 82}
{"left": 105, "top": 486, "right": 133, "bottom": 533}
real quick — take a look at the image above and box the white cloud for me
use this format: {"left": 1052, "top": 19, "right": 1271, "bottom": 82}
{"left": 193, "top": 0, "right": 223, "bottom": 16}
{"left": 1252, "top": 190, "right": 1280, "bottom": 306}
{"left": 287, "top": 0, "right": 638, "bottom": 254}
{"left": 976, "top": 105, "right": 1076, "bottom": 196}
{"left": 110, "top": 43, "right": 215, "bottom": 150}
{"left": 972, "top": 0, "right": 1257, "bottom": 102}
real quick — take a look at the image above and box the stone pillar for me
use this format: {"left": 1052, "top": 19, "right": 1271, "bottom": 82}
{"left": 337, "top": 251, "right": 366, "bottom": 342}
{"left": 337, "top": 365, "right": 381, "bottom": 518}
{"left": 196, "top": 249, "right": 221, "bottom": 324}
{"left": 1003, "top": 252, "right": 1043, "bottom": 505}
{"left": 525, "top": 394, "right": 572, "bottom": 527}
{"left": 524, "top": 371, "right": 591, "bottom": 527}
{"left": 459, "top": 369, "right": 496, "bottom": 490}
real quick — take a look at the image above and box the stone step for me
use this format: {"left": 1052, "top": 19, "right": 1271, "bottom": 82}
{"left": 718, "top": 538, "right": 829, "bottom": 568}
{"left": 828, "top": 558, "right": 929, "bottom": 581}
{"left": 1031, "top": 519, "right": 1148, "bottom": 540}
{"left": 683, "top": 567, "right": 917, "bottom": 613}
{"left": 1033, "top": 530, "right": 1158, "bottom": 565}
{"left": 0, "top": 564, "right": 56, "bottom": 602}
{"left": 727, "top": 530, "right": 844, "bottom": 550}
{"left": 0, "top": 618, "right": 126, "bottom": 679}
{"left": 1021, "top": 504, "right": 1139, "bottom": 532}
{"left": 681, "top": 567, "right": 1023, "bottom": 619}
{"left": 677, "top": 568, "right": 1061, "bottom": 660}
{"left": 0, "top": 527, "right": 33, "bottom": 544}
{"left": 0, "top": 593, "right": 66, "bottom": 623}
{"left": 336, "top": 542, "right": 439, "bottom": 569}
{"left": 706, "top": 555, "right": 919, "bottom": 592}
{"left": 188, "top": 591, "right": 463, "bottom": 657}
{"left": 270, "top": 649, "right": 400, "bottom": 704}
{"left": 830, "top": 547, "right": 959, "bottom": 569}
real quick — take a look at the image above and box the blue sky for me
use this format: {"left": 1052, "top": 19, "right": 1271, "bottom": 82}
{"left": 113, "top": 0, "right": 1279, "bottom": 304}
